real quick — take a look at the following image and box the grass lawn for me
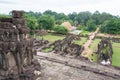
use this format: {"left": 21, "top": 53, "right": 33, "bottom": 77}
{"left": 89, "top": 53, "right": 98, "bottom": 62}
{"left": 42, "top": 33, "right": 87, "bottom": 46}
{"left": 74, "top": 37, "right": 87, "bottom": 45}
{"left": 43, "top": 46, "right": 54, "bottom": 53}
{"left": 81, "top": 30, "right": 91, "bottom": 35}
{"left": 89, "top": 39, "right": 101, "bottom": 52}
{"left": 89, "top": 39, "right": 101, "bottom": 61}
{"left": 111, "top": 42, "right": 120, "bottom": 67}
{"left": 89, "top": 39, "right": 120, "bottom": 67}
{"left": 42, "top": 33, "right": 65, "bottom": 42}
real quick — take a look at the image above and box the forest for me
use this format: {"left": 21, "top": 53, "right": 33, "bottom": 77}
{"left": 0, "top": 10, "right": 120, "bottom": 35}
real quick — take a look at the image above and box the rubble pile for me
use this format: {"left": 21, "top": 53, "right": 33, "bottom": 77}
{"left": 33, "top": 39, "right": 49, "bottom": 50}
{"left": 51, "top": 35, "right": 84, "bottom": 57}
{"left": 111, "top": 37, "right": 120, "bottom": 43}
{"left": 33, "top": 29, "right": 49, "bottom": 50}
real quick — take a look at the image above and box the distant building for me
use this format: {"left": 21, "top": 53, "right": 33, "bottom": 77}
{"left": 61, "top": 21, "right": 81, "bottom": 35}
{"left": 61, "top": 21, "right": 76, "bottom": 31}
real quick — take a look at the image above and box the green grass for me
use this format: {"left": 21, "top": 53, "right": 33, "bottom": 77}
{"left": 40, "top": 33, "right": 120, "bottom": 67}
{"left": 80, "top": 30, "right": 91, "bottom": 35}
{"left": 42, "top": 33, "right": 87, "bottom": 46}
{"left": 88, "top": 39, "right": 120, "bottom": 67}
{"left": 89, "top": 53, "right": 98, "bottom": 62}
{"left": 90, "top": 39, "right": 101, "bottom": 52}
{"left": 74, "top": 37, "right": 87, "bottom": 45}
{"left": 111, "top": 42, "right": 120, "bottom": 67}
{"left": 88, "top": 39, "right": 101, "bottom": 61}
{"left": 42, "top": 33, "right": 65, "bottom": 42}
{"left": 112, "top": 42, "right": 120, "bottom": 47}
{"left": 43, "top": 46, "right": 54, "bottom": 53}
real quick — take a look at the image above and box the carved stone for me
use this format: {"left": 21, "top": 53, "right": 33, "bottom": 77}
{"left": 50, "top": 35, "right": 84, "bottom": 57}
{"left": 96, "top": 38, "right": 113, "bottom": 62}
{"left": 0, "top": 10, "right": 41, "bottom": 80}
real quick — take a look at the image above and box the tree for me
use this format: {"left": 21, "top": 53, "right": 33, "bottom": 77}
{"left": 77, "top": 11, "right": 92, "bottom": 25}
{"left": 100, "top": 19, "right": 120, "bottom": 34}
{"left": 25, "top": 11, "right": 41, "bottom": 18}
{"left": 86, "top": 20, "right": 96, "bottom": 31}
{"left": 92, "top": 11, "right": 113, "bottom": 25}
{"left": 38, "top": 15, "right": 55, "bottom": 30}
{"left": 99, "top": 12, "right": 113, "bottom": 24}
{"left": 92, "top": 11, "right": 101, "bottom": 25}
{"left": 24, "top": 13, "right": 38, "bottom": 35}
{"left": 56, "top": 13, "right": 69, "bottom": 20}
{"left": 68, "top": 12, "right": 78, "bottom": 26}
{"left": 43, "top": 10, "right": 57, "bottom": 18}
{"left": 54, "top": 25, "right": 68, "bottom": 34}
{"left": 26, "top": 18, "right": 38, "bottom": 35}
{"left": 0, "top": 14, "right": 11, "bottom": 18}
{"left": 76, "top": 25, "right": 85, "bottom": 30}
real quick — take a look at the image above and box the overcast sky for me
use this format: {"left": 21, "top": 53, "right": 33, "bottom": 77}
{"left": 0, "top": 0, "right": 120, "bottom": 16}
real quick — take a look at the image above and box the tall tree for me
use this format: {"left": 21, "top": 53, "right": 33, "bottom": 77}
{"left": 86, "top": 20, "right": 96, "bottom": 31}
{"left": 38, "top": 15, "right": 55, "bottom": 30}
{"left": 68, "top": 12, "right": 78, "bottom": 26}
{"left": 92, "top": 11, "right": 101, "bottom": 25}
{"left": 77, "top": 11, "right": 92, "bottom": 25}
{"left": 99, "top": 12, "right": 113, "bottom": 24}
{"left": 100, "top": 19, "right": 120, "bottom": 34}
{"left": 24, "top": 13, "right": 38, "bottom": 34}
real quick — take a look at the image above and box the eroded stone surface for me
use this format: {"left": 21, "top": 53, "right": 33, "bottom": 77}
{"left": 37, "top": 52, "right": 120, "bottom": 80}
{"left": 40, "top": 59, "right": 118, "bottom": 80}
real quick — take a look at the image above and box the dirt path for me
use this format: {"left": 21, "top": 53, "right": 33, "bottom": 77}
{"left": 82, "top": 28, "right": 99, "bottom": 57}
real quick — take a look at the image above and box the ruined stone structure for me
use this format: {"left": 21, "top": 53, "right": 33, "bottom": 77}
{"left": 33, "top": 29, "right": 49, "bottom": 51}
{"left": 97, "top": 39, "right": 113, "bottom": 63}
{"left": 33, "top": 38, "right": 49, "bottom": 50}
{"left": 0, "top": 10, "right": 40, "bottom": 80}
{"left": 95, "top": 36, "right": 120, "bottom": 43}
{"left": 51, "top": 35, "right": 84, "bottom": 57}
{"left": 111, "top": 38, "right": 120, "bottom": 43}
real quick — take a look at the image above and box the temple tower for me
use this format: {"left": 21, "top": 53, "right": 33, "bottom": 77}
{"left": 0, "top": 10, "right": 40, "bottom": 80}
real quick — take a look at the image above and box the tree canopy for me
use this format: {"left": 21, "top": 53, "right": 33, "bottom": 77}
{"left": 54, "top": 25, "right": 68, "bottom": 35}
{"left": 38, "top": 15, "right": 55, "bottom": 30}
{"left": 86, "top": 20, "right": 96, "bottom": 32}
{"left": 1, "top": 10, "right": 120, "bottom": 34}
{"left": 100, "top": 19, "right": 120, "bottom": 34}
{"left": 0, "top": 14, "right": 11, "bottom": 18}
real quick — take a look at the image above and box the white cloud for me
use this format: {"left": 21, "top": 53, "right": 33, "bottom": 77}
{"left": 0, "top": 0, "right": 120, "bottom": 16}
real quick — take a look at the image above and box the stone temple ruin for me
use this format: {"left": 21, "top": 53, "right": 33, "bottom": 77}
{"left": 33, "top": 29, "right": 49, "bottom": 50}
{"left": 97, "top": 38, "right": 113, "bottom": 65}
{"left": 0, "top": 10, "right": 40, "bottom": 80}
{"left": 50, "top": 35, "right": 84, "bottom": 57}
{"left": 111, "top": 37, "right": 120, "bottom": 43}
